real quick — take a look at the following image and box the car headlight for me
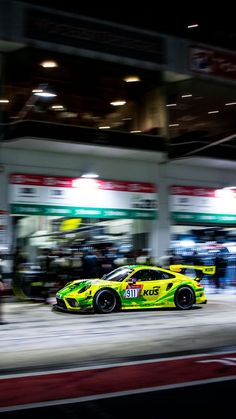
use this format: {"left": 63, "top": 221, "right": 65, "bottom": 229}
{"left": 77, "top": 284, "right": 91, "bottom": 294}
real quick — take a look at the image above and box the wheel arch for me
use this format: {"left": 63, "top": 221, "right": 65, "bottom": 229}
{"left": 174, "top": 284, "right": 196, "bottom": 308}
{"left": 93, "top": 287, "right": 122, "bottom": 312}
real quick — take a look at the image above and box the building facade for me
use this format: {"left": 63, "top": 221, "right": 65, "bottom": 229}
{"left": 1, "top": 1, "right": 236, "bottom": 275}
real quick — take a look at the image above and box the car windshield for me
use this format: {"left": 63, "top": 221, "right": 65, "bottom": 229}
{"left": 103, "top": 267, "right": 133, "bottom": 282}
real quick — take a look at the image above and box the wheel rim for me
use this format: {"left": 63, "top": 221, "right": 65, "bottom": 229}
{"left": 177, "top": 288, "right": 194, "bottom": 309}
{"left": 97, "top": 291, "right": 116, "bottom": 313}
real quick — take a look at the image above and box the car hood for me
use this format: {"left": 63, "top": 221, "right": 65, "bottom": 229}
{"left": 57, "top": 278, "right": 119, "bottom": 297}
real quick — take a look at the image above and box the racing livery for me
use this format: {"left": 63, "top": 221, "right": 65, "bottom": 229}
{"left": 55, "top": 264, "right": 214, "bottom": 314}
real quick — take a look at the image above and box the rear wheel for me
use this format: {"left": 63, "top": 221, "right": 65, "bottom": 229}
{"left": 174, "top": 286, "right": 195, "bottom": 310}
{"left": 93, "top": 289, "right": 119, "bottom": 314}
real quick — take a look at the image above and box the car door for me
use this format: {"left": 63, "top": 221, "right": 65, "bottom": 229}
{"left": 121, "top": 268, "right": 168, "bottom": 308}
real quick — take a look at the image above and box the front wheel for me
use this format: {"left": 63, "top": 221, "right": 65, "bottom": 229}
{"left": 93, "top": 289, "right": 119, "bottom": 314}
{"left": 174, "top": 286, "right": 195, "bottom": 310}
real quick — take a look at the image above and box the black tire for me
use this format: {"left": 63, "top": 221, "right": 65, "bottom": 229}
{"left": 93, "top": 289, "right": 119, "bottom": 314}
{"left": 174, "top": 286, "right": 195, "bottom": 310}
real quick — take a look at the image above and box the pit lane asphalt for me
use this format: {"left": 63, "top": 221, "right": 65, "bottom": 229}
{"left": 1, "top": 289, "right": 236, "bottom": 373}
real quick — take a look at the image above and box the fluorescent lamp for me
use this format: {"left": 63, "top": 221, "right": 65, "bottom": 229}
{"left": 40, "top": 61, "right": 58, "bottom": 68}
{"left": 187, "top": 24, "right": 199, "bottom": 29}
{"left": 124, "top": 76, "right": 141, "bottom": 82}
{"left": 81, "top": 173, "right": 99, "bottom": 179}
{"left": 110, "top": 101, "right": 126, "bottom": 106}
{"left": 34, "top": 92, "right": 57, "bottom": 98}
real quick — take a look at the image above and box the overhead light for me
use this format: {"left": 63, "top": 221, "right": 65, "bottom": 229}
{"left": 0, "top": 99, "right": 9, "bottom": 103}
{"left": 32, "top": 89, "right": 43, "bottom": 93}
{"left": 124, "top": 76, "right": 141, "bottom": 83}
{"left": 51, "top": 105, "right": 64, "bottom": 110}
{"left": 187, "top": 24, "right": 199, "bottom": 29}
{"left": 215, "top": 189, "right": 234, "bottom": 199}
{"left": 222, "top": 186, "right": 236, "bottom": 190}
{"left": 169, "top": 123, "right": 180, "bottom": 127}
{"left": 208, "top": 110, "right": 219, "bottom": 114}
{"left": 72, "top": 178, "right": 99, "bottom": 190}
{"left": 130, "top": 130, "right": 142, "bottom": 133}
{"left": 34, "top": 91, "right": 57, "bottom": 98}
{"left": 98, "top": 126, "right": 110, "bottom": 129}
{"left": 166, "top": 103, "right": 177, "bottom": 107}
{"left": 181, "top": 94, "right": 192, "bottom": 98}
{"left": 110, "top": 101, "right": 126, "bottom": 106}
{"left": 40, "top": 60, "right": 58, "bottom": 68}
{"left": 225, "top": 102, "right": 236, "bottom": 106}
{"left": 81, "top": 173, "right": 99, "bottom": 179}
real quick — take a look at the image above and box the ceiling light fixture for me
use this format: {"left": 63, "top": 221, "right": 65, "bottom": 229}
{"left": 187, "top": 24, "right": 199, "bottom": 29}
{"left": 51, "top": 105, "right": 64, "bottom": 110}
{"left": 40, "top": 60, "right": 58, "bottom": 68}
{"left": 98, "top": 126, "right": 111, "bottom": 129}
{"left": 0, "top": 99, "right": 9, "bottom": 103}
{"left": 72, "top": 178, "right": 99, "bottom": 188}
{"left": 81, "top": 173, "right": 99, "bottom": 179}
{"left": 34, "top": 91, "right": 57, "bottom": 98}
{"left": 110, "top": 101, "right": 126, "bottom": 106}
{"left": 124, "top": 76, "right": 141, "bottom": 82}
{"left": 225, "top": 102, "right": 236, "bottom": 106}
{"left": 215, "top": 188, "right": 235, "bottom": 199}
{"left": 166, "top": 103, "right": 177, "bottom": 107}
{"left": 169, "top": 123, "right": 180, "bottom": 127}
{"left": 181, "top": 94, "right": 193, "bottom": 98}
{"left": 32, "top": 89, "right": 43, "bottom": 93}
{"left": 208, "top": 110, "right": 219, "bottom": 114}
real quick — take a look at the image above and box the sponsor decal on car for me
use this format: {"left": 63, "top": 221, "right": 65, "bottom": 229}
{"left": 123, "top": 284, "right": 143, "bottom": 298}
{"left": 143, "top": 286, "right": 160, "bottom": 296}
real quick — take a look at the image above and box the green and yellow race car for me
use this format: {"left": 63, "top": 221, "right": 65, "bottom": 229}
{"left": 55, "top": 264, "right": 215, "bottom": 314}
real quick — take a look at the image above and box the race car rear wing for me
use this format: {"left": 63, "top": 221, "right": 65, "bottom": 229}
{"left": 169, "top": 264, "right": 216, "bottom": 278}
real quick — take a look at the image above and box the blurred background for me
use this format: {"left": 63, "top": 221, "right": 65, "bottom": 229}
{"left": 0, "top": 1, "right": 236, "bottom": 300}
{"left": 1, "top": 2, "right": 236, "bottom": 418}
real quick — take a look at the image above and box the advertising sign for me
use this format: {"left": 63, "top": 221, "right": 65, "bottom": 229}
{"left": 9, "top": 174, "right": 158, "bottom": 220}
{"left": 171, "top": 185, "right": 236, "bottom": 224}
{"left": 190, "top": 46, "right": 236, "bottom": 81}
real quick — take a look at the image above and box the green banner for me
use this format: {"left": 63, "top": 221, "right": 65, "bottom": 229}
{"left": 10, "top": 204, "right": 157, "bottom": 220}
{"left": 172, "top": 212, "right": 236, "bottom": 224}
